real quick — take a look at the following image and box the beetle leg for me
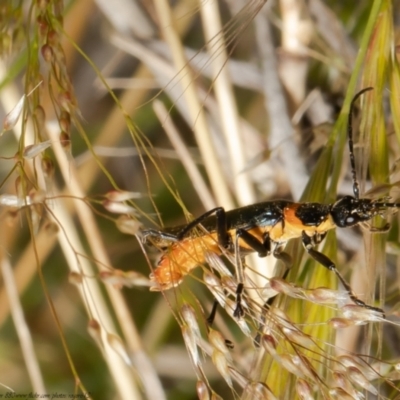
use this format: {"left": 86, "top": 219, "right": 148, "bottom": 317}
{"left": 176, "top": 207, "right": 230, "bottom": 247}
{"left": 273, "top": 243, "right": 292, "bottom": 269}
{"left": 313, "top": 232, "right": 327, "bottom": 245}
{"left": 237, "top": 229, "right": 270, "bottom": 257}
{"left": 207, "top": 300, "right": 219, "bottom": 325}
{"left": 254, "top": 262, "right": 291, "bottom": 347}
{"left": 141, "top": 229, "right": 179, "bottom": 244}
{"left": 230, "top": 229, "right": 273, "bottom": 318}
{"left": 360, "top": 221, "right": 391, "bottom": 233}
{"left": 369, "top": 224, "right": 390, "bottom": 233}
{"left": 301, "top": 231, "right": 385, "bottom": 317}
{"left": 175, "top": 207, "right": 230, "bottom": 325}
{"left": 142, "top": 207, "right": 230, "bottom": 245}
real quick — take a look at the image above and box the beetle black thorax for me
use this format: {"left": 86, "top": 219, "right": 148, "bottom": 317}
{"left": 295, "top": 203, "right": 332, "bottom": 226}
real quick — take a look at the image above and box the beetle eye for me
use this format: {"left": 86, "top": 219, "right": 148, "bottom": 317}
{"left": 345, "top": 216, "right": 356, "bottom": 225}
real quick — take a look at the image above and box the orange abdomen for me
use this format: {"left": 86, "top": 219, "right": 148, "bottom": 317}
{"left": 150, "top": 234, "right": 221, "bottom": 291}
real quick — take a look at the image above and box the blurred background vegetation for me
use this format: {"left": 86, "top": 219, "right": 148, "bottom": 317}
{"left": 0, "top": 0, "right": 400, "bottom": 399}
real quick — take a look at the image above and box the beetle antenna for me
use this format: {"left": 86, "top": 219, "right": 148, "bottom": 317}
{"left": 347, "top": 87, "right": 373, "bottom": 199}
{"left": 374, "top": 201, "right": 400, "bottom": 209}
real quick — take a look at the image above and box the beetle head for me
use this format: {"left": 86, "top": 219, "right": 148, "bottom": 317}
{"left": 331, "top": 196, "right": 377, "bottom": 228}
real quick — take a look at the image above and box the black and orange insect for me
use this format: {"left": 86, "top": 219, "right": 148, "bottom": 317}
{"left": 142, "top": 88, "right": 397, "bottom": 318}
